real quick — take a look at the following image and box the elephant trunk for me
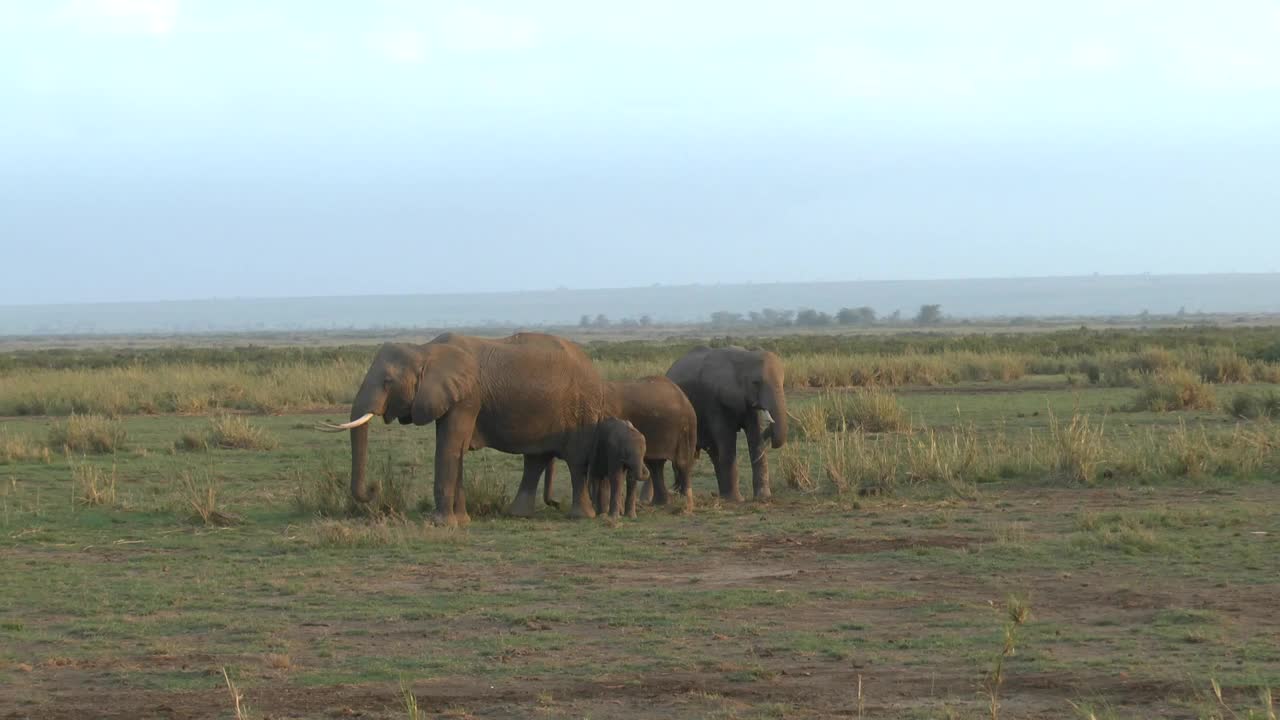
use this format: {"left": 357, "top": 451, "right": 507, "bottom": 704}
{"left": 350, "top": 423, "right": 371, "bottom": 503}
{"left": 761, "top": 382, "right": 787, "bottom": 448}
{"left": 349, "top": 382, "right": 387, "bottom": 503}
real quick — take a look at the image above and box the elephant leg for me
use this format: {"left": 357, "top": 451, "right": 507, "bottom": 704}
{"left": 745, "top": 419, "right": 772, "bottom": 501}
{"left": 568, "top": 460, "right": 596, "bottom": 520}
{"left": 599, "top": 475, "right": 616, "bottom": 516}
{"left": 432, "top": 415, "right": 474, "bottom": 527}
{"left": 509, "top": 455, "right": 548, "bottom": 518}
{"left": 708, "top": 425, "right": 742, "bottom": 502}
{"left": 646, "top": 460, "right": 668, "bottom": 505}
{"left": 673, "top": 460, "right": 694, "bottom": 512}
{"left": 590, "top": 471, "right": 604, "bottom": 515}
{"left": 609, "top": 469, "right": 624, "bottom": 518}
{"left": 453, "top": 459, "right": 470, "bottom": 526}
{"left": 542, "top": 460, "right": 560, "bottom": 508}
{"left": 625, "top": 475, "right": 638, "bottom": 518}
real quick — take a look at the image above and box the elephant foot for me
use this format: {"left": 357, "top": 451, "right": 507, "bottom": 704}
{"left": 429, "top": 512, "right": 461, "bottom": 528}
{"left": 721, "top": 491, "right": 745, "bottom": 503}
{"left": 681, "top": 492, "right": 695, "bottom": 514}
{"left": 568, "top": 503, "right": 596, "bottom": 520}
{"left": 456, "top": 513, "right": 472, "bottom": 527}
{"left": 754, "top": 487, "right": 773, "bottom": 502}
{"left": 507, "top": 492, "right": 538, "bottom": 518}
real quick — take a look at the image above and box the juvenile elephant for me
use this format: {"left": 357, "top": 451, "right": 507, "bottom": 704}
{"left": 318, "top": 332, "right": 608, "bottom": 525}
{"left": 538, "top": 376, "right": 698, "bottom": 512}
{"left": 666, "top": 346, "right": 788, "bottom": 502}
{"left": 587, "top": 417, "right": 650, "bottom": 518}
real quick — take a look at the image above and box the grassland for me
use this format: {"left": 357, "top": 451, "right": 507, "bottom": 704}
{"left": 2, "top": 326, "right": 1279, "bottom": 719}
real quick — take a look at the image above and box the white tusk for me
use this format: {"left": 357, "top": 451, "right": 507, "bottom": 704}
{"left": 759, "top": 409, "right": 775, "bottom": 427}
{"left": 315, "top": 412, "right": 375, "bottom": 432}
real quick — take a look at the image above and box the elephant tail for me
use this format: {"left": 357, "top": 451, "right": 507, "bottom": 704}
{"left": 542, "top": 462, "right": 560, "bottom": 509}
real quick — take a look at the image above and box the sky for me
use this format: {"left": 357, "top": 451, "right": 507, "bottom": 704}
{"left": 2, "top": 0, "right": 1279, "bottom": 305}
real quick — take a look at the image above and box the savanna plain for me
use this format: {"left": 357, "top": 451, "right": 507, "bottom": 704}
{"left": 2, "top": 327, "right": 1279, "bottom": 719}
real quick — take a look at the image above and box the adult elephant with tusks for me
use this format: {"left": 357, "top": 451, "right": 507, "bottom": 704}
{"left": 666, "top": 346, "right": 788, "bottom": 502}
{"left": 317, "top": 332, "right": 608, "bottom": 525}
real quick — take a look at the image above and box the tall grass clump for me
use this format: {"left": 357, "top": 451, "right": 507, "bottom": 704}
{"left": 72, "top": 462, "right": 118, "bottom": 506}
{"left": 1129, "top": 368, "right": 1218, "bottom": 413}
{"left": 1195, "top": 348, "right": 1253, "bottom": 384}
{"left": 818, "top": 431, "right": 897, "bottom": 496}
{"left": 291, "top": 465, "right": 350, "bottom": 517}
{"left": 206, "top": 414, "right": 278, "bottom": 450}
{"left": 177, "top": 466, "right": 239, "bottom": 526}
{"left": 460, "top": 468, "right": 512, "bottom": 518}
{"left": 1226, "top": 390, "right": 1280, "bottom": 420}
{"left": 1047, "top": 411, "right": 1106, "bottom": 485}
{"left": 903, "top": 427, "right": 981, "bottom": 498}
{"left": 47, "top": 414, "right": 128, "bottom": 454}
{"left": 790, "top": 390, "right": 911, "bottom": 439}
{"left": 1, "top": 428, "right": 51, "bottom": 464}
{"left": 777, "top": 446, "right": 817, "bottom": 493}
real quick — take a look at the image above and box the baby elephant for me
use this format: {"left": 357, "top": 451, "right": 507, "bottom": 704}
{"left": 589, "top": 418, "right": 650, "bottom": 518}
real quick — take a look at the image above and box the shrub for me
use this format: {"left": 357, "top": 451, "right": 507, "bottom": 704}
{"left": 47, "top": 414, "right": 127, "bottom": 454}
{"left": 206, "top": 415, "right": 278, "bottom": 450}
{"left": 1129, "top": 369, "right": 1218, "bottom": 413}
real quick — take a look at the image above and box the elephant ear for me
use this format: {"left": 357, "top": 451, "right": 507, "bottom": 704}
{"left": 703, "top": 352, "right": 749, "bottom": 414}
{"left": 411, "top": 344, "right": 479, "bottom": 425}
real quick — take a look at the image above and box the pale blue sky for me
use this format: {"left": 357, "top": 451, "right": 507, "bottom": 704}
{"left": 2, "top": 1, "right": 1278, "bottom": 304}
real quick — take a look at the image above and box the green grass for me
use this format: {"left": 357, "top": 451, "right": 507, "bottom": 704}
{"left": 2, "top": 328, "right": 1279, "bottom": 718}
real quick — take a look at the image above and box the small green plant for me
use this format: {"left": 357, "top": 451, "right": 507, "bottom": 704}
{"left": 222, "top": 667, "right": 249, "bottom": 720}
{"left": 47, "top": 414, "right": 127, "bottom": 454}
{"left": 985, "top": 594, "right": 1031, "bottom": 720}
{"left": 206, "top": 414, "right": 278, "bottom": 450}
{"left": 401, "top": 676, "right": 422, "bottom": 720}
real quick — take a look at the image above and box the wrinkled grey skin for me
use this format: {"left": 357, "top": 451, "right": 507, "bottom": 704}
{"left": 344, "top": 332, "right": 607, "bottom": 526}
{"left": 666, "top": 346, "right": 788, "bottom": 502}
{"left": 586, "top": 417, "right": 650, "bottom": 518}
{"left": 537, "top": 376, "right": 698, "bottom": 512}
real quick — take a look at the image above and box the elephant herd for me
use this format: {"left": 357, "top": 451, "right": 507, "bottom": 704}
{"left": 318, "top": 332, "right": 788, "bottom": 526}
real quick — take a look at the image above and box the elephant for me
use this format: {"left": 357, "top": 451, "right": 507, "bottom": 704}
{"left": 318, "top": 332, "right": 608, "bottom": 525}
{"left": 666, "top": 346, "right": 788, "bottom": 502}
{"left": 537, "top": 376, "right": 698, "bottom": 512}
{"left": 586, "top": 417, "right": 650, "bottom": 518}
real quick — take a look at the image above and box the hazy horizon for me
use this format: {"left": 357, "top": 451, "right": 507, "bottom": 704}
{"left": 4, "top": 2, "right": 1280, "bottom": 305}
{"left": 3, "top": 272, "right": 1277, "bottom": 336}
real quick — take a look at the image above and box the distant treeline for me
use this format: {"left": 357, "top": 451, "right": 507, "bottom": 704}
{"left": 7, "top": 326, "right": 1280, "bottom": 373}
